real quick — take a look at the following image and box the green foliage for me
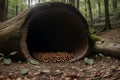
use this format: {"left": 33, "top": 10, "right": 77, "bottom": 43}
{"left": 0, "top": 51, "right": 17, "bottom": 65}
{"left": 7, "top": 0, "right": 27, "bottom": 19}
{"left": 98, "top": 53, "right": 104, "bottom": 57}
{"left": 10, "top": 51, "right": 17, "bottom": 55}
{"left": 30, "top": 60, "right": 40, "bottom": 65}
{"left": 89, "top": 27, "right": 101, "bottom": 41}
{"left": 3, "top": 58, "right": 12, "bottom": 65}
{"left": 20, "top": 68, "right": 29, "bottom": 75}
{"left": 84, "top": 58, "right": 94, "bottom": 65}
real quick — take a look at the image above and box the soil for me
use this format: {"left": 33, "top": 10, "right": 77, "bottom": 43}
{"left": 0, "top": 22, "right": 120, "bottom": 80}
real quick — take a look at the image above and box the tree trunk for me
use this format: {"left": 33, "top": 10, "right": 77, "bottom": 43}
{"left": 87, "top": 0, "right": 93, "bottom": 27}
{"left": 16, "top": 0, "right": 18, "bottom": 16}
{"left": 112, "top": 0, "right": 117, "bottom": 12}
{"left": 0, "top": 0, "right": 7, "bottom": 21}
{"left": 28, "top": 0, "right": 30, "bottom": 7}
{"left": 98, "top": 0, "right": 101, "bottom": 18}
{"left": 77, "top": 0, "right": 79, "bottom": 9}
{"left": 85, "top": 0, "right": 87, "bottom": 18}
{"left": 103, "top": 0, "right": 111, "bottom": 31}
{"left": 39, "top": 0, "right": 40, "bottom": 3}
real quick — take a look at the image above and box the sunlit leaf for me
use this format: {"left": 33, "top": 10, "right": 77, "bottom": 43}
{"left": 10, "top": 51, "right": 17, "bottom": 55}
{"left": 99, "top": 53, "right": 104, "bottom": 57}
{"left": 0, "top": 53, "right": 4, "bottom": 56}
{"left": 0, "top": 57, "right": 4, "bottom": 61}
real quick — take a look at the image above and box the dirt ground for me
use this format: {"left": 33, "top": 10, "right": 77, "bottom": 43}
{"left": 0, "top": 25, "right": 120, "bottom": 80}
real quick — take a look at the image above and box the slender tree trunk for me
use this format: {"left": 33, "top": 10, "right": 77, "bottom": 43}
{"left": 77, "top": 0, "right": 79, "bottom": 9}
{"left": 39, "top": 0, "right": 40, "bottom": 3}
{"left": 87, "top": 0, "right": 93, "bottom": 27}
{"left": 98, "top": 0, "right": 101, "bottom": 18}
{"left": 0, "top": 0, "right": 7, "bottom": 21}
{"left": 85, "top": 0, "right": 87, "bottom": 18}
{"left": 112, "top": 0, "right": 117, "bottom": 12}
{"left": 28, "top": 0, "right": 30, "bottom": 7}
{"left": 103, "top": 0, "right": 111, "bottom": 31}
{"left": 16, "top": 0, "right": 18, "bottom": 16}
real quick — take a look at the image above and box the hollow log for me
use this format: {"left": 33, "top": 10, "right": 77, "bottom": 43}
{"left": 0, "top": 2, "right": 119, "bottom": 62}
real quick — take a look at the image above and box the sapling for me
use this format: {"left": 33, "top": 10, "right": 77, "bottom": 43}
{"left": 0, "top": 51, "right": 17, "bottom": 65}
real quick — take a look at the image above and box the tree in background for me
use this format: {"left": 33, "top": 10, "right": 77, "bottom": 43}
{"left": 39, "top": 0, "right": 40, "bottom": 3}
{"left": 98, "top": 0, "right": 101, "bottom": 18}
{"left": 15, "top": 0, "right": 18, "bottom": 15}
{"left": 0, "top": 0, "right": 7, "bottom": 21}
{"left": 28, "top": 0, "right": 30, "bottom": 7}
{"left": 103, "top": 0, "right": 112, "bottom": 31}
{"left": 77, "top": 0, "right": 79, "bottom": 9}
{"left": 84, "top": 0, "right": 88, "bottom": 18}
{"left": 87, "top": 0, "right": 93, "bottom": 27}
{"left": 112, "top": 0, "right": 117, "bottom": 12}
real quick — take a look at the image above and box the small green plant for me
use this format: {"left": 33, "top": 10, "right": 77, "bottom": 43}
{"left": 20, "top": 68, "right": 29, "bottom": 75}
{"left": 29, "top": 59, "right": 40, "bottom": 65}
{"left": 84, "top": 58, "right": 94, "bottom": 65}
{"left": 0, "top": 51, "right": 17, "bottom": 65}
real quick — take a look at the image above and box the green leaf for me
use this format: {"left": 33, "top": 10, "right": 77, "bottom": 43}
{"left": 30, "top": 60, "right": 39, "bottom": 65}
{"left": 0, "top": 57, "right": 4, "bottom": 61}
{"left": 0, "top": 53, "right": 4, "bottom": 56}
{"left": 99, "top": 53, "right": 104, "bottom": 57}
{"left": 84, "top": 58, "right": 94, "bottom": 65}
{"left": 20, "top": 68, "right": 29, "bottom": 75}
{"left": 3, "top": 58, "right": 12, "bottom": 65}
{"left": 10, "top": 51, "right": 17, "bottom": 55}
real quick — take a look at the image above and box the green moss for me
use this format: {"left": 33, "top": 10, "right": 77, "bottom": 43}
{"left": 88, "top": 26, "right": 101, "bottom": 41}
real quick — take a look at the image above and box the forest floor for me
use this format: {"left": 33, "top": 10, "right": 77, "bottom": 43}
{"left": 0, "top": 20, "right": 120, "bottom": 80}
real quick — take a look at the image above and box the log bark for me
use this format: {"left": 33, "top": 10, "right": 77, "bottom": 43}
{"left": 0, "top": 9, "right": 30, "bottom": 59}
{"left": 94, "top": 42, "right": 120, "bottom": 58}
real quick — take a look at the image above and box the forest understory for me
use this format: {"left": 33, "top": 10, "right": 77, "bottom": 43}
{"left": 0, "top": 15, "right": 120, "bottom": 80}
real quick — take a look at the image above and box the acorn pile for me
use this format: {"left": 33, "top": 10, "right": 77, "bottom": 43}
{"left": 33, "top": 52, "right": 74, "bottom": 63}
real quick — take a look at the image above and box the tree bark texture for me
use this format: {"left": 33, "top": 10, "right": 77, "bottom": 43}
{"left": 98, "top": 0, "right": 101, "bottom": 18}
{"left": 94, "top": 42, "right": 120, "bottom": 58}
{"left": 104, "top": 0, "right": 112, "bottom": 31}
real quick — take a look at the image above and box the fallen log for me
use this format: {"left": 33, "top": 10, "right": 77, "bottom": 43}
{"left": 94, "top": 42, "right": 120, "bottom": 58}
{"left": 0, "top": 2, "right": 119, "bottom": 62}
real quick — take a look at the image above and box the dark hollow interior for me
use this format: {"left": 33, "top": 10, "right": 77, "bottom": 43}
{"left": 26, "top": 8, "right": 87, "bottom": 53}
